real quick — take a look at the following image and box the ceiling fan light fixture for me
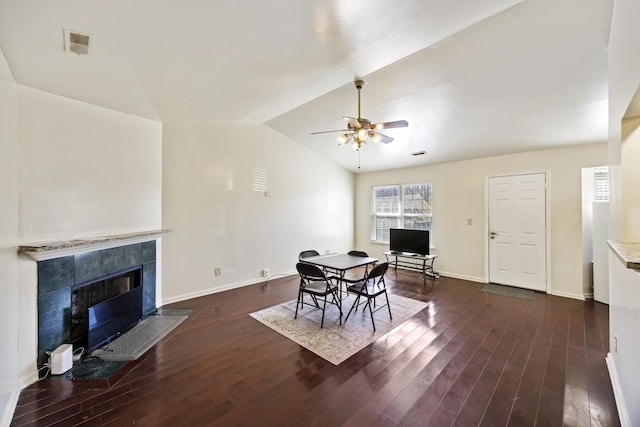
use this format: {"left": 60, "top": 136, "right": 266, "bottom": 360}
{"left": 310, "top": 78, "right": 409, "bottom": 160}
{"left": 337, "top": 134, "right": 349, "bottom": 145}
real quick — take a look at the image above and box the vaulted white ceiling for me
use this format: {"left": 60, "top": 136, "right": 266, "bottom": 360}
{"left": 0, "top": 0, "right": 612, "bottom": 173}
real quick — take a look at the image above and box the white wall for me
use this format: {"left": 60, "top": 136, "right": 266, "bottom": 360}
{"left": 592, "top": 201, "right": 609, "bottom": 303}
{"left": 581, "top": 168, "right": 594, "bottom": 296}
{"left": 0, "top": 48, "right": 20, "bottom": 427}
{"left": 18, "top": 87, "right": 163, "bottom": 242}
{"left": 621, "top": 118, "right": 640, "bottom": 241}
{"left": 15, "top": 87, "right": 163, "bottom": 401}
{"left": 355, "top": 143, "right": 607, "bottom": 299}
{"left": 607, "top": 0, "right": 640, "bottom": 424}
{"left": 608, "top": 252, "right": 640, "bottom": 426}
{"left": 161, "top": 123, "right": 354, "bottom": 303}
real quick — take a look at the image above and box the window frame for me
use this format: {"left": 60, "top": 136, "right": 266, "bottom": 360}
{"left": 371, "top": 182, "right": 432, "bottom": 244}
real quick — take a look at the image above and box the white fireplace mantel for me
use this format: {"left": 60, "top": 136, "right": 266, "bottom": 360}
{"left": 18, "top": 229, "right": 170, "bottom": 261}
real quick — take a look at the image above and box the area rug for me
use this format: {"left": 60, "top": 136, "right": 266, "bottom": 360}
{"left": 481, "top": 283, "right": 534, "bottom": 301}
{"left": 96, "top": 314, "right": 188, "bottom": 361}
{"left": 250, "top": 294, "right": 428, "bottom": 365}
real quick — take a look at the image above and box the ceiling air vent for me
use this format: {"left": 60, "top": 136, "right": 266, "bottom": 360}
{"left": 411, "top": 150, "right": 427, "bottom": 157}
{"left": 63, "top": 29, "right": 93, "bottom": 55}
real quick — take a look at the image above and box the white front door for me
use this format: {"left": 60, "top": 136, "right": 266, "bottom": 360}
{"left": 488, "top": 173, "right": 547, "bottom": 292}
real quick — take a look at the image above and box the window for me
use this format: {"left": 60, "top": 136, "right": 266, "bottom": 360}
{"left": 372, "top": 183, "right": 432, "bottom": 242}
{"left": 593, "top": 166, "right": 609, "bottom": 202}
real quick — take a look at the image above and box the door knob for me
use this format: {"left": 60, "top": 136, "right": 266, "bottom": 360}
{"left": 490, "top": 231, "right": 497, "bottom": 239}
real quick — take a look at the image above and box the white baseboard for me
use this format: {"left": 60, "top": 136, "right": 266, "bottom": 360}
{"left": 387, "top": 265, "right": 484, "bottom": 283}
{"left": 1, "top": 389, "right": 19, "bottom": 427}
{"left": 436, "top": 271, "right": 485, "bottom": 283}
{"left": 548, "top": 290, "right": 585, "bottom": 301}
{"left": 22, "top": 372, "right": 39, "bottom": 389}
{"left": 2, "top": 368, "right": 37, "bottom": 427}
{"left": 606, "top": 353, "right": 631, "bottom": 427}
{"left": 162, "top": 268, "right": 485, "bottom": 307}
{"left": 2, "top": 366, "right": 45, "bottom": 426}
{"left": 436, "top": 274, "right": 588, "bottom": 301}
{"left": 162, "top": 271, "right": 296, "bottom": 306}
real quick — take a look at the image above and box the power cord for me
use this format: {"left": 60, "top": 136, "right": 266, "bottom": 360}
{"left": 36, "top": 349, "right": 57, "bottom": 380}
{"left": 66, "top": 354, "right": 105, "bottom": 379}
{"left": 66, "top": 337, "right": 112, "bottom": 379}
{"left": 37, "top": 363, "right": 51, "bottom": 381}
{"left": 72, "top": 346, "right": 85, "bottom": 362}
{"left": 88, "top": 335, "right": 113, "bottom": 357}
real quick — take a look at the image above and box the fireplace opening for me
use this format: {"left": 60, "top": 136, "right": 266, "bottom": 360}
{"left": 71, "top": 266, "right": 143, "bottom": 351}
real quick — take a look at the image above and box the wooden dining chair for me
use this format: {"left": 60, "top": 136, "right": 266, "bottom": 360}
{"left": 295, "top": 262, "right": 342, "bottom": 328}
{"left": 344, "top": 262, "right": 391, "bottom": 331}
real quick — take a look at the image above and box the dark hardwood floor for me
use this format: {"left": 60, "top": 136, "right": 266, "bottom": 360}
{"left": 12, "top": 269, "right": 620, "bottom": 426}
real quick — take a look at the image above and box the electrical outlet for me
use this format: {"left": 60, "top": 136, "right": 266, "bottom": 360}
{"left": 214, "top": 267, "right": 221, "bottom": 276}
{"left": 614, "top": 335, "right": 618, "bottom": 354}
{"left": 262, "top": 268, "right": 270, "bottom": 277}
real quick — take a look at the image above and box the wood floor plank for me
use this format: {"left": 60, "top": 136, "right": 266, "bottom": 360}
{"left": 11, "top": 272, "right": 620, "bottom": 426}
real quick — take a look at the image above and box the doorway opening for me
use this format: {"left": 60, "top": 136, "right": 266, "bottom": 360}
{"left": 581, "top": 166, "right": 609, "bottom": 303}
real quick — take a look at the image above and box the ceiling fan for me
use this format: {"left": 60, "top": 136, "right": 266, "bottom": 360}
{"left": 311, "top": 78, "right": 409, "bottom": 151}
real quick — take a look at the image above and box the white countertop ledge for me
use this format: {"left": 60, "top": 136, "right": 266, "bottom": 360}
{"left": 608, "top": 240, "right": 640, "bottom": 271}
{"left": 18, "top": 229, "right": 170, "bottom": 261}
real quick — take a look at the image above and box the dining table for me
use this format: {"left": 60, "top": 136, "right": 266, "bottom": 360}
{"left": 300, "top": 253, "right": 379, "bottom": 309}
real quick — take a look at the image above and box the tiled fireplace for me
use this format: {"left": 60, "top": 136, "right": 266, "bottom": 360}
{"left": 19, "top": 232, "right": 166, "bottom": 368}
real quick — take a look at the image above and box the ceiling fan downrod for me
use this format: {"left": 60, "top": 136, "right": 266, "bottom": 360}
{"left": 355, "top": 78, "right": 365, "bottom": 120}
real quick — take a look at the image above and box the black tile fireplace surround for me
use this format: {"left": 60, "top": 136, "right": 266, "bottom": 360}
{"left": 37, "top": 241, "right": 157, "bottom": 368}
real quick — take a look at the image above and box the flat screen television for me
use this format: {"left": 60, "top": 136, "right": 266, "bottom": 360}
{"left": 389, "top": 228, "right": 430, "bottom": 255}
{"left": 87, "top": 286, "right": 142, "bottom": 351}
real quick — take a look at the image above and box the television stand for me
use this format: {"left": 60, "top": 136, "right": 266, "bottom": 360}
{"left": 384, "top": 251, "right": 439, "bottom": 281}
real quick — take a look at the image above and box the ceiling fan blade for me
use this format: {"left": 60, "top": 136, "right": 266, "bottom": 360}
{"left": 371, "top": 130, "right": 394, "bottom": 144}
{"left": 343, "top": 116, "right": 362, "bottom": 128}
{"left": 310, "top": 129, "right": 351, "bottom": 135}
{"left": 372, "top": 120, "right": 409, "bottom": 130}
